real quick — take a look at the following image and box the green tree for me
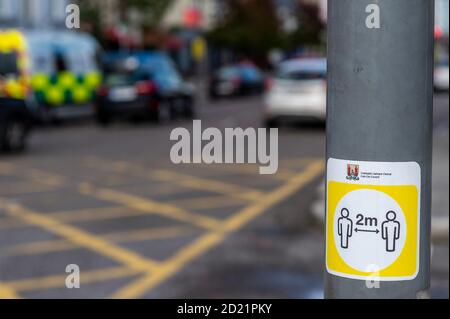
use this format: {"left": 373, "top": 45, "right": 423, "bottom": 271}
{"left": 207, "top": 0, "right": 282, "bottom": 63}
{"left": 285, "top": 0, "right": 325, "bottom": 50}
{"left": 119, "top": 0, "right": 173, "bottom": 29}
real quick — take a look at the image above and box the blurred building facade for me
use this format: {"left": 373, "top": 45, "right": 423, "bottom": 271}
{"left": 0, "top": 0, "right": 69, "bottom": 28}
{"left": 161, "top": 0, "right": 222, "bottom": 31}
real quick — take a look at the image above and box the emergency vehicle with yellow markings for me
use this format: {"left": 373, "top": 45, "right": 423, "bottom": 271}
{"left": 1, "top": 29, "right": 102, "bottom": 127}
{"left": 0, "top": 29, "right": 33, "bottom": 151}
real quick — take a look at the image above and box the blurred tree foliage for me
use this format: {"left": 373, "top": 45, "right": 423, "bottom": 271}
{"left": 286, "top": 1, "right": 325, "bottom": 49}
{"left": 207, "top": 0, "right": 325, "bottom": 63}
{"left": 119, "top": 0, "right": 173, "bottom": 29}
{"left": 207, "top": 0, "right": 281, "bottom": 63}
{"left": 79, "top": 0, "right": 172, "bottom": 29}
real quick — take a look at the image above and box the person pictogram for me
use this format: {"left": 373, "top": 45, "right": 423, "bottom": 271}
{"left": 337, "top": 208, "right": 353, "bottom": 249}
{"left": 381, "top": 211, "right": 401, "bottom": 252}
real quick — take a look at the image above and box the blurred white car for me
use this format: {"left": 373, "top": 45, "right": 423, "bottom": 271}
{"left": 434, "top": 58, "right": 449, "bottom": 92}
{"left": 264, "top": 58, "right": 327, "bottom": 127}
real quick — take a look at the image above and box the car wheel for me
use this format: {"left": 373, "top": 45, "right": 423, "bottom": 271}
{"left": 209, "top": 93, "right": 219, "bottom": 101}
{"left": 183, "top": 98, "right": 195, "bottom": 119}
{"left": 264, "top": 118, "right": 278, "bottom": 129}
{"left": 1, "top": 117, "right": 29, "bottom": 152}
{"left": 96, "top": 112, "right": 112, "bottom": 127}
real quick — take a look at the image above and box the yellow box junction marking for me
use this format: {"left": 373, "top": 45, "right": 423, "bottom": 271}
{"left": 111, "top": 160, "right": 324, "bottom": 298}
{"left": 0, "top": 158, "right": 324, "bottom": 298}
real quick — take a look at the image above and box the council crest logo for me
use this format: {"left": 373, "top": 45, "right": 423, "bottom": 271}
{"left": 346, "top": 164, "right": 360, "bottom": 181}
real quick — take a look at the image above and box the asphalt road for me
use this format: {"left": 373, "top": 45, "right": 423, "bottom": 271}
{"left": 0, "top": 93, "right": 448, "bottom": 299}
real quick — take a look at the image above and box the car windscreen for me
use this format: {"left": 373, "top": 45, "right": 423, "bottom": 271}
{"left": 0, "top": 52, "right": 19, "bottom": 76}
{"left": 141, "top": 58, "right": 181, "bottom": 84}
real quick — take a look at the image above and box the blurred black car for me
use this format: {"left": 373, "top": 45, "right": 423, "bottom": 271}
{"left": 0, "top": 98, "right": 33, "bottom": 152}
{"left": 0, "top": 50, "right": 33, "bottom": 152}
{"left": 96, "top": 51, "right": 195, "bottom": 125}
{"left": 209, "top": 62, "right": 265, "bottom": 99}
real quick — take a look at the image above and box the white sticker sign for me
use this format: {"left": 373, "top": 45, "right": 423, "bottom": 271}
{"left": 326, "top": 158, "right": 421, "bottom": 281}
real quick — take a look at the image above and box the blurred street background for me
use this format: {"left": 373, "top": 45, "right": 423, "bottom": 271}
{"left": 0, "top": 0, "right": 448, "bottom": 299}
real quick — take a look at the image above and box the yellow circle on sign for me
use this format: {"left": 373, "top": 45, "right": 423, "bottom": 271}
{"left": 326, "top": 181, "right": 419, "bottom": 281}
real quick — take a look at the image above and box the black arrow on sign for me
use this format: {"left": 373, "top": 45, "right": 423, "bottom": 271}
{"left": 355, "top": 228, "right": 380, "bottom": 234}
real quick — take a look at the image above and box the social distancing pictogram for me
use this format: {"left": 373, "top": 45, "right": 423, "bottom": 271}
{"left": 326, "top": 159, "right": 421, "bottom": 281}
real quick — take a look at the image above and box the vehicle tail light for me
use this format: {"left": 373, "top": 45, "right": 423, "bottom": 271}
{"left": 136, "top": 81, "right": 156, "bottom": 95}
{"left": 265, "top": 77, "right": 274, "bottom": 91}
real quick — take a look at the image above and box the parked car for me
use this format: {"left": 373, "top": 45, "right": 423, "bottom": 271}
{"left": 434, "top": 56, "right": 449, "bottom": 92}
{"left": 96, "top": 51, "right": 195, "bottom": 125}
{"left": 209, "top": 62, "right": 265, "bottom": 99}
{"left": 0, "top": 30, "right": 34, "bottom": 152}
{"left": 264, "top": 58, "right": 327, "bottom": 127}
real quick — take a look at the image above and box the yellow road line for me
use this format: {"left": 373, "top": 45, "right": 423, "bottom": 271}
{"left": 80, "top": 183, "right": 222, "bottom": 230}
{"left": 27, "top": 169, "right": 66, "bottom": 187}
{"left": 0, "top": 284, "right": 21, "bottom": 299}
{"left": 53, "top": 206, "right": 132, "bottom": 222}
{"left": 84, "top": 156, "right": 265, "bottom": 201}
{"left": 152, "top": 170, "right": 264, "bottom": 201}
{"left": 0, "top": 195, "right": 234, "bottom": 230}
{"left": 1, "top": 226, "right": 195, "bottom": 257}
{"left": 6, "top": 266, "right": 139, "bottom": 292}
{"left": 2, "top": 240, "right": 75, "bottom": 256}
{"left": 111, "top": 160, "right": 325, "bottom": 299}
{"left": 0, "top": 206, "right": 125, "bottom": 230}
{"left": 167, "top": 195, "right": 247, "bottom": 210}
{"left": 205, "top": 163, "right": 296, "bottom": 181}
{"left": 0, "top": 200, "right": 160, "bottom": 272}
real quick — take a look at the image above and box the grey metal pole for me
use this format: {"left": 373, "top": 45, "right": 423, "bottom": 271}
{"left": 325, "top": 0, "right": 434, "bottom": 299}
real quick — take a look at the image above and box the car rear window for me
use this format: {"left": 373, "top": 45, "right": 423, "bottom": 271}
{"left": 0, "top": 52, "right": 19, "bottom": 76}
{"left": 217, "top": 67, "right": 239, "bottom": 79}
{"left": 105, "top": 72, "right": 150, "bottom": 86}
{"left": 240, "top": 66, "right": 263, "bottom": 81}
{"left": 277, "top": 69, "right": 325, "bottom": 80}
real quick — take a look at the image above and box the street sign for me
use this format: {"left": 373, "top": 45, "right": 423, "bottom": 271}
{"left": 326, "top": 159, "right": 420, "bottom": 281}
{"left": 191, "top": 37, "right": 206, "bottom": 62}
{"left": 325, "top": 0, "right": 434, "bottom": 298}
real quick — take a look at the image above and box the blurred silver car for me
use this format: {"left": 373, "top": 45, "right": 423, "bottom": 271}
{"left": 434, "top": 57, "right": 449, "bottom": 92}
{"left": 264, "top": 58, "right": 327, "bottom": 127}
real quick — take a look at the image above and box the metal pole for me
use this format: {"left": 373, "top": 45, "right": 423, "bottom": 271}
{"left": 325, "top": 0, "right": 434, "bottom": 298}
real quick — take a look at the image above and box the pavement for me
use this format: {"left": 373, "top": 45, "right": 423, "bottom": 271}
{"left": 0, "top": 93, "right": 448, "bottom": 299}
